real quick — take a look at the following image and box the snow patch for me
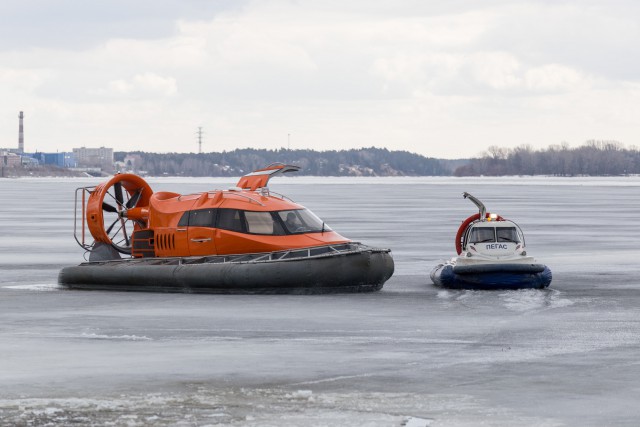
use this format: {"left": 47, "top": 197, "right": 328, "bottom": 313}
{"left": 403, "top": 416, "right": 433, "bottom": 427}
{"left": 80, "top": 333, "right": 152, "bottom": 341}
{"left": 285, "top": 390, "right": 315, "bottom": 402}
{"left": 3, "top": 283, "right": 61, "bottom": 291}
{"left": 0, "top": 385, "right": 564, "bottom": 426}
{"left": 292, "top": 390, "right": 312, "bottom": 399}
{"left": 436, "top": 290, "right": 452, "bottom": 299}
{"left": 290, "top": 374, "right": 374, "bottom": 386}
{"left": 500, "top": 289, "right": 574, "bottom": 312}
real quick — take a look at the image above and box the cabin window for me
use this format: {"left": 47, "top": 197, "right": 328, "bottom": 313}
{"left": 189, "top": 209, "right": 217, "bottom": 227}
{"left": 496, "top": 227, "right": 520, "bottom": 243}
{"left": 277, "top": 209, "right": 331, "bottom": 234}
{"left": 217, "top": 209, "right": 246, "bottom": 233}
{"left": 244, "top": 211, "right": 285, "bottom": 235}
{"left": 469, "top": 227, "right": 495, "bottom": 244}
{"left": 178, "top": 212, "right": 189, "bottom": 227}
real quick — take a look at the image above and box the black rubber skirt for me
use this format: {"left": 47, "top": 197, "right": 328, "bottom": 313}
{"left": 59, "top": 244, "right": 394, "bottom": 294}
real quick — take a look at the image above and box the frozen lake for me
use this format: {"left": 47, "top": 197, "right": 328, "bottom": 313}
{"left": 1, "top": 176, "right": 640, "bottom": 426}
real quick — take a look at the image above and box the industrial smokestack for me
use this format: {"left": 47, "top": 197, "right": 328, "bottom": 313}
{"left": 18, "top": 111, "right": 24, "bottom": 154}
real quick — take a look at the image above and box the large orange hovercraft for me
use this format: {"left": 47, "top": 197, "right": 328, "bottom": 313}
{"left": 59, "top": 164, "right": 394, "bottom": 293}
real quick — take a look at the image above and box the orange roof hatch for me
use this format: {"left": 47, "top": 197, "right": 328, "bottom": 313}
{"left": 235, "top": 163, "right": 300, "bottom": 191}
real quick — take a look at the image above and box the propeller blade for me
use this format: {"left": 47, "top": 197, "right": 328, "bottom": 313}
{"left": 126, "top": 189, "right": 142, "bottom": 209}
{"left": 114, "top": 182, "right": 124, "bottom": 207}
{"left": 102, "top": 202, "right": 118, "bottom": 213}
{"left": 106, "top": 218, "right": 119, "bottom": 234}
{"left": 122, "top": 226, "right": 130, "bottom": 246}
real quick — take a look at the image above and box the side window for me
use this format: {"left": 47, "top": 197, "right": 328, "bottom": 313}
{"left": 189, "top": 209, "right": 216, "bottom": 227}
{"left": 178, "top": 212, "right": 189, "bottom": 227}
{"left": 217, "top": 209, "right": 246, "bottom": 232}
{"left": 244, "top": 211, "right": 285, "bottom": 235}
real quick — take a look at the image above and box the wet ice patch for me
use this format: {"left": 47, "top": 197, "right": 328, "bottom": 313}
{"left": 3, "top": 283, "right": 61, "bottom": 291}
{"left": 500, "top": 289, "right": 574, "bottom": 312}
{"left": 454, "top": 291, "right": 472, "bottom": 300}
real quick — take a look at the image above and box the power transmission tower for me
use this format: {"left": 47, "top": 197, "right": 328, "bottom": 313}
{"left": 196, "top": 127, "right": 204, "bottom": 154}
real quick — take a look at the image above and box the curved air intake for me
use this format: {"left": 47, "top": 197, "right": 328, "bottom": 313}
{"left": 236, "top": 164, "right": 301, "bottom": 190}
{"left": 463, "top": 192, "right": 486, "bottom": 220}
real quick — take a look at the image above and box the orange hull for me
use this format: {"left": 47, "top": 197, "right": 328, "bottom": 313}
{"left": 79, "top": 164, "right": 350, "bottom": 258}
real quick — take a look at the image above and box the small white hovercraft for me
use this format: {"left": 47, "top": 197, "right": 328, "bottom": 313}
{"left": 430, "top": 192, "right": 551, "bottom": 290}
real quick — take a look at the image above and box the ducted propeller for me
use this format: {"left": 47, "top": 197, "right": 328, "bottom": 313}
{"left": 85, "top": 174, "right": 153, "bottom": 254}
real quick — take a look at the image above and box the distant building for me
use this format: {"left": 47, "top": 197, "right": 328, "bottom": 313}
{"left": 73, "top": 146, "right": 114, "bottom": 172}
{"left": 1, "top": 150, "right": 21, "bottom": 167}
{"left": 63, "top": 152, "right": 77, "bottom": 168}
{"left": 26, "top": 152, "right": 77, "bottom": 168}
{"left": 21, "top": 156, "right": 39, "bottom": 167}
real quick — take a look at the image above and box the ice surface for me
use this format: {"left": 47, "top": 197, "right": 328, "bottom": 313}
{"left": 2, "top": 176, "right": 640, "bottom": 426}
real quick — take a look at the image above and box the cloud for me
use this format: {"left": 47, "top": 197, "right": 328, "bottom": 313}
{"left": 0, "top": 67, "right": 49, "bottom": 94}
{"left": 1, "top": 0, "right": 639, "bottom": 158}
{"left": 0, "top": 0, "right": 248, "bottom": 50}
{"left": 104, "top": 73, "right": 178, "bottom": 97}
{"left": 524, "top": 64, "right": 590, "bottom": 92}
{"left": 478, "top": 1, "right": 640, "bottom": 80}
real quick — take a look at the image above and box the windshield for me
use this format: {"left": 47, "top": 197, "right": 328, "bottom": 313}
{"left": 496, "top": 227, "right": 520, "bottom": 243}
{"left": 277, "top": 209, "right": 331, "bottom": 234}
{"left": 469, "top": 227, "right": 495, "bottom": 244}
{"left": 469, "top": 226, "right": 521, "bottom": 244}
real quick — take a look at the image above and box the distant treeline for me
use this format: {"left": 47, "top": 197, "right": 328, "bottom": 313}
{"left": 112, "top": 141, "right": 640, "bottom": 178}
{"left": 454, "top": 140, "right": 640, "bottom": 176}
{"left": 115, "top": 147, "right": 451, "bottom": 177}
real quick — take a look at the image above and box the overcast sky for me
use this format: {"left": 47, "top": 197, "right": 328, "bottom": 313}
{"left": 1, "top": 0, "right": 639, "bottom": 158}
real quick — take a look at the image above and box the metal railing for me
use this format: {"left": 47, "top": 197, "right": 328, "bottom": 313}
{"left": 85, "top": 243, "right": 383, "bottom": 266}
{"left": 73, "top": 185, "right": 96, "bottom": 250}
